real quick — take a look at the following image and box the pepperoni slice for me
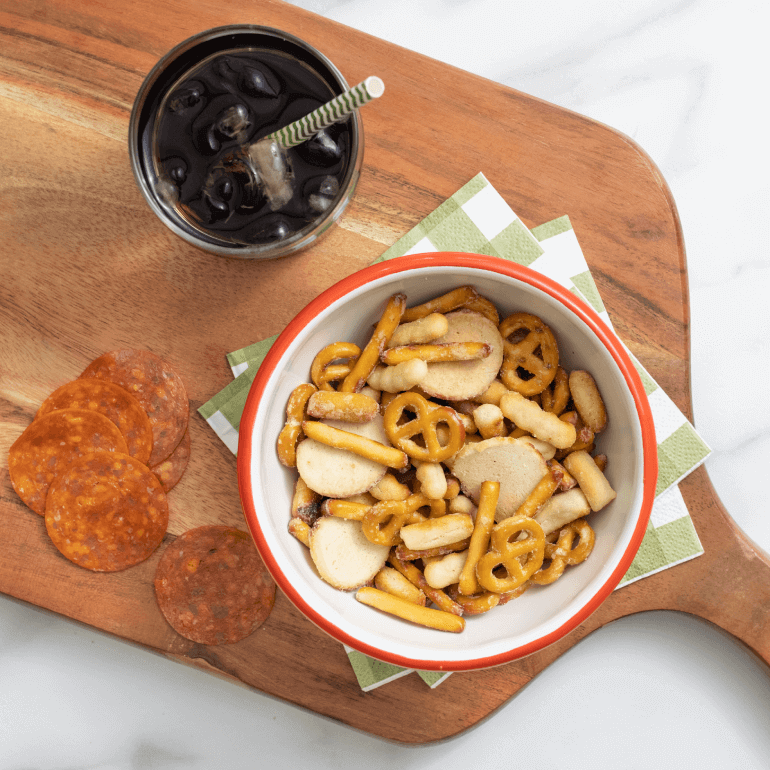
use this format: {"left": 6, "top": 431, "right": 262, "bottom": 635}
{"left": 154, "top": 526, "right": 276, "bottom": 645}
{"left": 79, "top": 349, "right": 189, "bottom": 466}
{"left": 45, "top": 451, "right": 169, "bottom": 572}
{"left": 151, "top": 428, "right": 190, "bottom": 492}
{"left": 36, "top": 379, "right": 153, "bottom": 465}
{"left": 8, "top": 409, "right": 128, "bottom": 515}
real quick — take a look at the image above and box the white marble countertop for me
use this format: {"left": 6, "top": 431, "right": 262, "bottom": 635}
{"left": 2, "top": 1, "right": 769, "bottom": 767}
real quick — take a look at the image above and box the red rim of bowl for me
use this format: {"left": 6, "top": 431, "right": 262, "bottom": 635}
{"left": 238, "top": 252, "right": 658, "bottom": 671}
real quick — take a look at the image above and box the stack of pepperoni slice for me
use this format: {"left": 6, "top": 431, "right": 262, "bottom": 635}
{"left": 8, "top": 349, "right": 191, "bottom": 572}
{"left": 8, "top": 348, "right": 276, "bottom": 646}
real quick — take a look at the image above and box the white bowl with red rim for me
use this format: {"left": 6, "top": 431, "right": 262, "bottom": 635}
{"left": 237, "top": 253, "right": 657, "bottom": 671}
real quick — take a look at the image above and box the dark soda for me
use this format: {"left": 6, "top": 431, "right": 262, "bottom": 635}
{"left": 152, "top": 47, "right": 353, "bottom": 246}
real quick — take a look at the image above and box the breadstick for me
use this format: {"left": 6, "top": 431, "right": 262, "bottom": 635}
{"left": 533, "top": 487, "right": 591, "bottom": 535}
{"left": 563, "top": 449, "right": 617, "bottom": 511}
{"left": 301, "top": 421, "right": 409, "bottom": 469}
{"left": 387, "top": 554, "right": 464, "bottom": 616}
{"left": 459, "top": 480, "right": 498, "bottom": 596}
{"left": 499, "top": 390, "right": 576, "bottom": 449}
{"left": 306, "top": 391, "right": 379, "bottom": 423}
{"left": 387, "top": 313, "right": 449, "bottom": 347}
{"left": 374, "top": 566, "right": 428, "bottom": 606}
{"left": 381, "top": 342, "right": 491, "bottom": 365}
{"left": 341, "top": 293, "right": 406, "bottom": 392}
{"left": 355, "top": 587, "right": 465, "bottom": 633}
{"left": 367, "top": 359, "right": 428, "bottom": 393}
{"left": 569, "top": 370, "right": 607, "bottom": 433}
{"left": 399, "top": 512, "right": 474, "bottom": 551}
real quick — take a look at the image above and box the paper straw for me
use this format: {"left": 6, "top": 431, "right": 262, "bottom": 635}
{"left": 268, "top": 76, "right": 384, "bottom": 149}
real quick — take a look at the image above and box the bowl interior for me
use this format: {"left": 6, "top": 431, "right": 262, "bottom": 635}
{"left": 240, "top": 259, "right": 652, "bottom": 669}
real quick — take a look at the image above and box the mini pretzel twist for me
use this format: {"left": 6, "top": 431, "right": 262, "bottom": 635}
{"left": 310, "top": 342, "right": 361, "bottom": 391}
{"left": 530, "top": 517, "right": 595, "bottom": 585}
{"left": 498, "top": 312, "right": 559, "bottom": 396}
{"left": 383, "top": 391, "right": 465, "bottom": 462}
{"left": 540, "top": 366, "right": 570, "bottom": 415}
{"left": 361, "top": 493, "right": 437, "bottom": 547}
{"left": 446, "top": 586, "right": 501, "bottom": 615}
{"left": 475, "top": 515, "right": 545, "bottom": 594}
{"left": 276, "top": 383, "right": 317, "bottom": 467}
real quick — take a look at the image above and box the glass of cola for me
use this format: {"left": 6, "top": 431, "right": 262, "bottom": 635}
{"left": 129, "top": 26, "right": 364, "bottom": 259}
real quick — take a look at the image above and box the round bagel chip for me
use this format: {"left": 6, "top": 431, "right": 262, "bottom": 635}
{"left": 154, "top": 526, "right": 276, "bottom": 645}
{"left": 45, "top": 450, "right": 169, "bottom": 571}
{"left": 451, "top": 436, "right": 550, "bottom": 521}
{"left": 36, "top": 378, "right": 153, "bottom": 465}
{"left": 9, "top": 409, "right": 129, "bottom": 515}
{"left": 296, "top": 415, "right": 390, "bottom": 498}
{"left": 418, "top": 310, "right": 504, "bottom": 401}
{"left": 80, "top": 349, "right": 189, "bottom": 466}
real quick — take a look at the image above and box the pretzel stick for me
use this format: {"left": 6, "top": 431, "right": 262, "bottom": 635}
{"left": 394, "top": 537, "right": 471, "bottom": 561}
{"left": 401, "top": 286, "right": 479, "bottom": 323}
{"left": 321, "top": 499, "right": 371, "bottom": 521}
{"left": 381, "top": 342, "right": 491, "bottom": 365}
{"left": 355, "top": 587, "right": 465, "bottom": 633}
{"left": 514, "top": 470, "right": 559, "bottom": 519}
{"left": 301, "top": 421, "right": 409, "bottom": 469}
{"left": 340, "top": 293, "right": 406, "bottom": 392}
{"left": 459, "top": 480, "right": 499, "bottom": 596}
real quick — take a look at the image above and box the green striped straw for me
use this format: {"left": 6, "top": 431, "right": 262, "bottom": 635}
{"left": 267, "top": 76, "right": 384, "bottom": 149}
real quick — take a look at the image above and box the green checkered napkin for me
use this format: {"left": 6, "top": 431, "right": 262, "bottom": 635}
{"left": 199, "top": 173, "right": 708, "bottom": 690}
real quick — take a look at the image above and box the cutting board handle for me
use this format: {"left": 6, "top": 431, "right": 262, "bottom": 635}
{"left": 652, "top": 472, "right": 770, "bottom": 666}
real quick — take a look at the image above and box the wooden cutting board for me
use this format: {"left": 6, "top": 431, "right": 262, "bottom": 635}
{"left": 1, "top": 0, "right": 768, "bottom": 744}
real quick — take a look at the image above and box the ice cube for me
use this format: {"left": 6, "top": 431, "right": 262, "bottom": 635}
{"left": 307, "top": 175, "right": 340, "bottom": 214}
{"left": 239, "top": 65, "right": 280, "bottom": 98}
{"left": 167, "top": 81, "right": 205, "bottom": 113}
{"left": 204, "top": 103, "right": 253, "bottom": 153}
{"left": 248, "top": 138, "right": 294, "bottom": 211}
{"left": 244, "top": 213, "right": 293, "bottom": 244}
{"left": 300, "top": 129, "right": 342, "bottom": 166}
{"left": 216, "top": 104, "right": 252, "bottom": 141}
{"left": 164, "top": 157, "right": 188, "bottom": 185}
{"left": 200, "top": 155, "right": 262, "bottom": 222}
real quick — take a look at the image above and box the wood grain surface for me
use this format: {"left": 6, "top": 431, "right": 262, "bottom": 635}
{"left": 1, "top": 0, "right": 768, "bottom": 744}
